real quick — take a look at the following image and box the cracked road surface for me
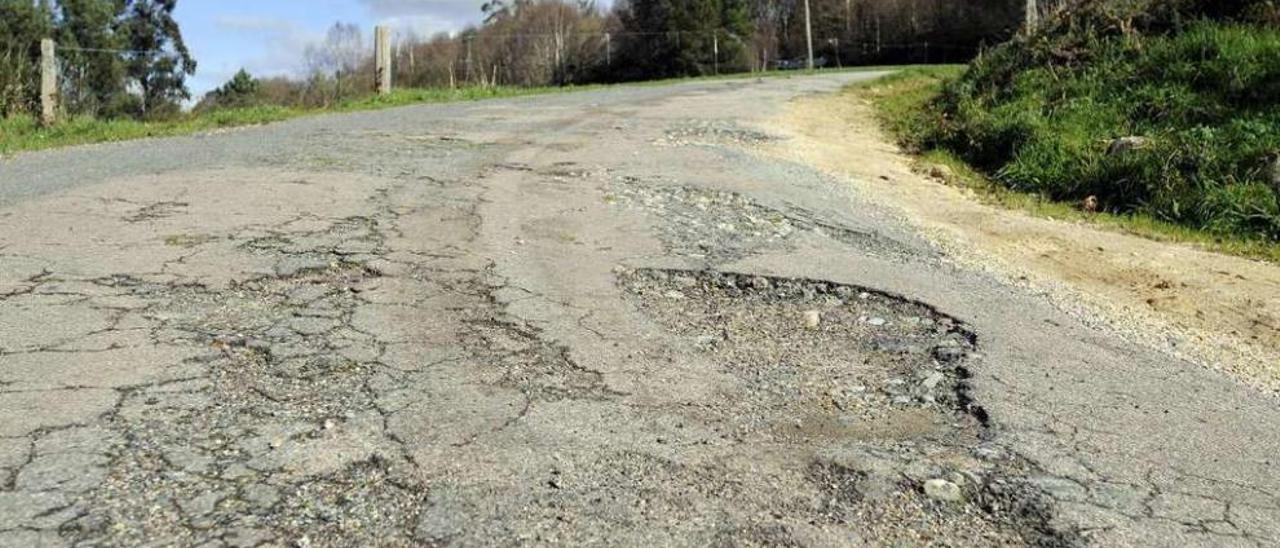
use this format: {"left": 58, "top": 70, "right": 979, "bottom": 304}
{"left": 1, "top": 73, "right": 1278, "bottom": 547}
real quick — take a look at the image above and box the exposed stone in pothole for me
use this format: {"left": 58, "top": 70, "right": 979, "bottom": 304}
{"left": 620, "top": 268, "right": 1080, "bottom": 547}
{"left": 659, "top": 121, "right": 780, "bottom": 147}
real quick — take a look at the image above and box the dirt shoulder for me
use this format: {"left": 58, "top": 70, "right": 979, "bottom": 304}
{"left": 765, "top": 87, "right": 1280, "bottom": 394}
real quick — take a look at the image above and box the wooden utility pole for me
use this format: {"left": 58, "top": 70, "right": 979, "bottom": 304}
{"left": 605, "top": 32, "right": 611, "bottom": 65}
{"left": 712, "top": 31, "right": 719, "bottom": 75}
{"left": 375, "top": 26, "right": 392, "bottom": 95}
{"left": 40, "top": 38, "right": 57, "bottom": 126}
{"left": 804, "top": 0, "right": 815, "bottom": 70}
{"left": 465, "top": 36, "right": 473, "bottom": 84}
{"left": 1026, "top": 0, "right": 1039, "bottom": 34}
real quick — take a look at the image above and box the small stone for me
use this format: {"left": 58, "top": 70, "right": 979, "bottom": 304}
{"left": 865, "top": 317, "right": 886, "bottom": 327}
{"left": 933, "top": 345, "right": 966, "bottom": 363}
{"left": 1082, "top": 195, "right": 1099, "bottom": 213}
{"left": 923, "top": 479, "right": 963, "bottom": 502}
{"left": 1270, "top": 155, "right": 1280, "bottom": 195}
{"left": 921, "top": 372, "right": 945, "bottom": 391}
{"left": 1107, "top": 136, "right": 1149, "bottom": 155}
{"left": 972, "top": 444, "right": 1006, "bottom": 461}
{"left": 694, "top": 335, "right": 718, "bottom": 349}
{"left": 802, "top": 310, "right": 821, "bottom": 329}
{"left": 322, "top": 419, "right": 336, "bottom": 430}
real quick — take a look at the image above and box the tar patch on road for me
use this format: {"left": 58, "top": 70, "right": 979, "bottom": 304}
{"left": 621, "top": 268, "right": 1081, "bottom": 547}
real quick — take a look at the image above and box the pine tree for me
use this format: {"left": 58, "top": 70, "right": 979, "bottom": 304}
{"left": 119, "top": 0, "right": 195, "bottom": 118}
{"left": 617, "top": 0, "right": 755, "bottom": 80}
{"left": 210, "top": 68, "right": 259, "bottom": 108}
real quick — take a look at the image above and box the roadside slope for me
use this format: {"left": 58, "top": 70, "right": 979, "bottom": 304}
{"left": 767, "top": 86, "right": 1280, "bottom": 394}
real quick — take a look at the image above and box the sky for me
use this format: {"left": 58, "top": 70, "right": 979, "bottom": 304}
{"left": 176, "top": 0, "right": 497, "bottom": 96}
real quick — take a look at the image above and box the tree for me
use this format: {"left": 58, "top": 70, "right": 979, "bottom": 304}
{"left": 56, "top": 0, "right": 128, "bottom": 115}
{"left": 119, "top": 0, "right": 195, "bottom": 118}
{"left": 0, "top": 0, "right": 54, "bottom": 116}
{"left": 304, "top": 22, "right": 366, "bottom": 104}
{"left": 615, "top": 0, "right": 755, "bottom": 80}
{"left": 200, "top": 68, "right": 259, "bottom": 110}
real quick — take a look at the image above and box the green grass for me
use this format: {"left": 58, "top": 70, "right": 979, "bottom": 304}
{"left": 925, "top": 19, "right": 1280, "bottom": 244}
{"left": 0, "top": 66, "right": 901, "bottom": 156}
{"left": 854, "top": 65, "right": 1280, "bottom": 263}
{"left": 0, "top": 87, "right": 559, "bottom": 155}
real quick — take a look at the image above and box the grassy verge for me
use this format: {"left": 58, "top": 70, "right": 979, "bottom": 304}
{"left": 0, "top": 66, "right": 900, "bottom": 157}
{"left": 0, "top": 86, "right": 577, "bottom": 156}
{"left": 855, "top": 66, "right": 1280, "bottom": 262}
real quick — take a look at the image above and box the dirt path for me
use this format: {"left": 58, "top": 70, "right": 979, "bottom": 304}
{"left": 768, "top": 88, "right": 1280, "bottom": 395}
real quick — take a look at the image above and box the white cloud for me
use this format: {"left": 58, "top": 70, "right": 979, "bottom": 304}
{"left": 191, "top": 15, "right": 323, "bottom": 95}
{"left": 358, "top": 0, "right": 486, "bottom": 20}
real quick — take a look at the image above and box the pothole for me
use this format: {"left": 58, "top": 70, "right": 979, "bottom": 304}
{"left": 658, "top": 121, "right": 780, "bottom": 147}
{"left": 620, "top": 268, "right": 1080, "bottom": 547}
{"left": 606, "top": 176, "right": 914, "bottom": 264}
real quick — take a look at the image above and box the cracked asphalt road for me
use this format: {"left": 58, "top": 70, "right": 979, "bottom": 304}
{"left": 1, "top": 72, "right": 1278, "bottom": 547}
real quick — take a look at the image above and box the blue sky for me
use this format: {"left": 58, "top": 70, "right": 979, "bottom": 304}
{"left": 176, "top": 0, "right": 494, "bottom": 96}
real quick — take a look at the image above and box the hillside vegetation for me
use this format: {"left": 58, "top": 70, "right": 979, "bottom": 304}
{"left": 900, "top": 0, "right": 1280, "bottom": 242}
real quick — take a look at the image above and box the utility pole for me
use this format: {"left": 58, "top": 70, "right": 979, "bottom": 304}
{"left": 374, "top": 26, "right": 392, "bottom": 95}
{"left": 40, "top": 38, "right": 56, "bottom": 126}
{"left": 712, "top": 31, "right": 719, "bottom": 75}
{"left": 804, "top": 0, "right": 815, "bottom": 70}
{"left": 605, "top": 32, "right": 611, "bottom": 65}
{"left": 465, "top": 35, "right": 473, "bottom": 84}
{"left": 1026, "top": 0, "right": 1039, "bottom": 34}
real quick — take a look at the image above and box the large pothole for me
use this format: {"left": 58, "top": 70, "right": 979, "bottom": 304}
{"left": 620, "top": 268, "right": 1079, "bottom": 547}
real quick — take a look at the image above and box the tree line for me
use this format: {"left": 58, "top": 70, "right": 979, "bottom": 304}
{"left": 2, "top": 0, "right": 1029, "bottom": 118}
{"left": 206, "top": 0, "right": 1025, "bottom": 110}
{"left": 1, "top": 0, "right": 194, "bottom": 119}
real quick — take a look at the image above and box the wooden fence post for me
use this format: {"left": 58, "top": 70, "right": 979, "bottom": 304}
{"left": 40, "top": 38, "right": 57, "bottom": 126}
{"left": 375, "top": 26, "right": 392, "bottom": 95}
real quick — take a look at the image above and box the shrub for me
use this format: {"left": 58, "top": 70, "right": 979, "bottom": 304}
{"left": 918, "top": 3, "right": 1280, "bottom": 241}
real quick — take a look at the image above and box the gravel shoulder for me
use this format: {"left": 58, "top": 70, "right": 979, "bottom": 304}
{"left": 767, "top": 87, "right": 1280, "bottom": 395}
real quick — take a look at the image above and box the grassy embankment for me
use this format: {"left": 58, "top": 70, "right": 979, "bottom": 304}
{"left": 857, "top": 9, "right": 1280, "bottom": 262}
{"left": 0, "top": 65, "right": 901, "bottom": 156}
